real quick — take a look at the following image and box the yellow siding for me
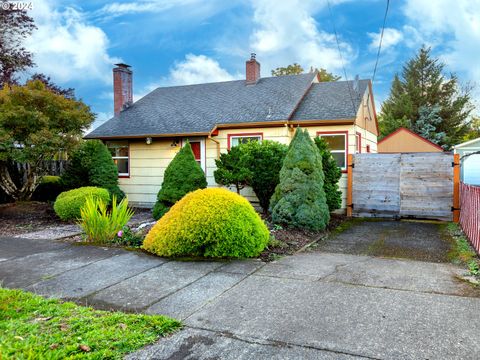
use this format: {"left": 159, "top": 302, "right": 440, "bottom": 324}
{"left": 121, "top": 124, "right": 377, "bottom": 211}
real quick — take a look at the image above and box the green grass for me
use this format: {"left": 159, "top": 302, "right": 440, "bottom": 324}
{"left": 445, "top": 223, "right": 479, "bottom": 277}
{"left": 0, "top": 288, "right": 181, "bottom": 359}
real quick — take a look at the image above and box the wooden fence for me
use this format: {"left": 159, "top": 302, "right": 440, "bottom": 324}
{"left": 459, "top": 182, "right": 480, "bottom": 254}
{"left": 347, "top": 153, "right": 458, "bottom": 221}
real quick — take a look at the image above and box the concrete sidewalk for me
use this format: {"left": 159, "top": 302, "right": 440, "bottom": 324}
{"left": 1, "top": 234, "right": 479, "bottom": 359}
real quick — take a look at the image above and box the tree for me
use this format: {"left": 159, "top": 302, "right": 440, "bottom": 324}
{"left": 0, "top": 80, "right": 94, "bottom": 200}
{"left": 29, "top": 73, "right": 75, "bottom": 99}
{"left": 270, "top": 128, "right": 330, "bottom": 231}
{"left": 61, "top": 140, "right": 125, "bottom": 200}
{"left": 0, "top": 3, "right": 36, "bottom": 85}
{"left": 464, "top": 117, "right": 480, "bottom": 141}
{"left": 314, "top": 136, "right": 342, "bottom": 212}
{"left": 271, "top": 63, "right": 304, "bottom": 76}
{"left": 380, "top": 46, "right": 473, "bottom": 148}
{"left": 271, "top": 63, "right": 340, "bottom": 82}
{"left": 152, "top": 142, "right": 207, "bottom": 219}
{"left": 241, "top": 140, "right": 288, "bottom": 214}
{"left": 214, "top": 146, "right": 251, "bottom": 194}
{"left": 411, "top": 105, "right": 447, "bottom": 147}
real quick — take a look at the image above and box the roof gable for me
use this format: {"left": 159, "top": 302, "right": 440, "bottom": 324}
{"left": 378, "top": 127, "right": 443, "bottom": 151}
{"left": 454, "top": 137, "right": 480, "bottom": 149}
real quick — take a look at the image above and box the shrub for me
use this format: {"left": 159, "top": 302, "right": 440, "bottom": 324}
{"left": 61, "top": 140, "right": 124, "bottom": 200}
{"left": 54, "top": 186, "right": 110, "bottom": 221}
{"left": 214, "top": 146, "right": 251, "bottom": 194}
{"left": 241, "top": 140, "right": 288, "bottom": 213}
{"left": 269, "top": 128, "right": 330, "bottom": 231}
{"left": 79, "top": 195, "right": 134, "bottom": 243}
{"left": 314, "top": 137, "right": 342, "bottom": 212}
{"left": 32, "top": 176, "right": 64, "bottom": 202}
{"left": 152, "top": 142, "right": 207, "bottom": 219}
{"left": 143, "top": 188, "right": 269, "bottom": 258}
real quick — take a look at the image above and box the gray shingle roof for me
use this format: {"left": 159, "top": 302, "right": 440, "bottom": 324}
{"left": 85, "top": 74, "right": 370, "bottom": 138}
{"left": 291, "top": 79, "right": 369, "bottom": 121}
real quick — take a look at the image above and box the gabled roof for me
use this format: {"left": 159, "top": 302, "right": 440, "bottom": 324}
{"left": 291, "top": 79, "right": 369, "bottom": 120}
{"left": 454, "top": 137, "right": 480, "bottom": 149}
{"left": 85, "top": 73, "right": 371, "bottom": 139}
{"left": 378, "top": 127, "right": 443, "bottom": 151}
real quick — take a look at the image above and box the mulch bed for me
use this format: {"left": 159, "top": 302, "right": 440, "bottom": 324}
{"left": 259, "top": 213, "right": 346, "bottom": 261}
{"left": 0, "top": 202, "right": 67, "bottom": 236}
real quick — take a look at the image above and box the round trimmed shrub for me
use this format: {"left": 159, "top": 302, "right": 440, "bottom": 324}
{"left": 54, "top": 186, "right": 110, "bottom": 221}
{"left": 143, "top": 188, "right": 269, "bottom": 258}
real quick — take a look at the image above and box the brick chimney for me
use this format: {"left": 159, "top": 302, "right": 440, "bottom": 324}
{"left": 246, "top": 53, "right": 260, "bottom": 85}
{"left": 113, "top": 63, "right": 133, "bottom": 116}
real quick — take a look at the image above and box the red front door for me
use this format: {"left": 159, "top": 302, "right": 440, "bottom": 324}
{"left": 190, "top": 141, "right": 201, "bottom": 166}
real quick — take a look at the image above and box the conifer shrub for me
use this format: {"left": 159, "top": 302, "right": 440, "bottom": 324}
{"left": 269, "top": 128, "right": 330, "bottom": 231}
{"left": 54, "top": 186, "right": 110, "bottom": 221}
{"left": 241, "top": 140, "right": 288, "bottom": 213}
{"left": 143, "top": 188, "right": 269, "bottom": 258}
{"left": 314, "top": 136, "right": 342, "bottom": 212}
{"left": 152, "top": 142, "right": 207, "bottom": 220}
{"left": 61, "top": 140, "right": 124, "bottom": 200}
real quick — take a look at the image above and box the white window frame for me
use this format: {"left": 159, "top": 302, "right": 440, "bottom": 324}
{"left": 229, "top": 134, "right": 263, "bottom": 149}
{"left": 317, "top": 132, "right": 347, "bottom": 171}
{"left": 106, "top": 141, "right": 129, "bottom": 177}
{"left": 183, "top": 137, "right": 206, "bottom": 172}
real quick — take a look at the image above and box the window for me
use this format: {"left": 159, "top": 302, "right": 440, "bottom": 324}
{"left": 106, "top": 141, "right": 129, "bottom": 177}
{"left": 228, "top": 133, "right": 263, "bottom": 149}
{"left": 317, "top": 132, "right": 347, "bottom": 170}
{"left": 355, "top": 133, "right": 361, "bottom": 153}
{"left": 366, "top": 144, "right": 371, "bottom": 153}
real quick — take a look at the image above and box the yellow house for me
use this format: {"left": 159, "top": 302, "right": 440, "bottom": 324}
{"left": 85, "top": 55, "right": 379, "bottom": 210}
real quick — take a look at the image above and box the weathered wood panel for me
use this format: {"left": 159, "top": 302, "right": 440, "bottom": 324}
{"left": 352, "top": 153, "right": 453, "bottom": 220}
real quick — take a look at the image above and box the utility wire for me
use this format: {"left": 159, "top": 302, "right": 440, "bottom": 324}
{"left": 326, "top": 0, "right": 357, "bottom": 116}
{"left": 372, "top": 0, "right": 390, "bottom": 84}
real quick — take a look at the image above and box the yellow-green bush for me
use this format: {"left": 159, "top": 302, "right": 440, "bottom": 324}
{"left": 54, "top": 187, "right": 110, "bottom": 221}
{"left": 143, "top": 188, "right": 269, "bottom": 258}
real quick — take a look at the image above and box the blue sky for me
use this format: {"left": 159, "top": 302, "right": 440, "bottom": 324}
{"left": 24, "top": 0, "right": 480, "bottom": 129}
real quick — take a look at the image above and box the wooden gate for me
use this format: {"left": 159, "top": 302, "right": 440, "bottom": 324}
{"left": 347, "top": 153, "right": 459, "bottom": 221}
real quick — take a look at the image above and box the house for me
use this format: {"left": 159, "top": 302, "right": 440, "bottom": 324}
{"left": 377, "top": 127, "right": 443, "bottom": 153}
{"left": 454, "top": 137, "right": 480, "bottom": 185}
{"left": 85, "top": 55, "right": 379, "bottom": 209}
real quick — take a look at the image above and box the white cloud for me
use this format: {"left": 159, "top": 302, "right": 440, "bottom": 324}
{"left": 26, "top": 0, "right": 120, "bottom": 84}
{"left": 134, "top": 54, "right": 239, "bottom": 101}
{"left": 96, "top": 0, "right": 194, "bottom": 18}
{"left": 402, "top": 0, "right": 480, "bottom": 107}
{"left": 248, "top": 0, "right": 353, "bottom": 76}
{"left": 368, "top": 28, "right": 403, "bottom": 52}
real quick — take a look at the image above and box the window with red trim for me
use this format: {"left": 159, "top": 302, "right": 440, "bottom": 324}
{"left": 190, "top": 141, "right": 201, "bottom": 167}
{"left": 317, "top": 133, "right": 347, "bottom": 169}
{"left": 229, "top": 134, "right": 262, "bottom": 148}
{"left": 106, "top": 141, "right": 129, "bottom": 176}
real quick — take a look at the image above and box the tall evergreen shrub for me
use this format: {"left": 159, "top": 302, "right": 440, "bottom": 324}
{"left": 314, "top": 136, "right": 342, "bottom": 212}
{"left": 270, "top": 128, "right": 330, "bottom": 230}
{"left": 152, "top": 142, "right": 207, "bottom": 219}
{"left": 61, "top": 140, "right": 124, "bottom": 200}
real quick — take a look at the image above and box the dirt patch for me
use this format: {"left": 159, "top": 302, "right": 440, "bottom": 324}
{"left": 0, "top": 202, "right": 68, "bottom": 236}
{"left": 259, "top": 214, "right": 346, "bottom": 261}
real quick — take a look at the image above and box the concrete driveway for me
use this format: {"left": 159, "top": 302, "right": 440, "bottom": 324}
{"left": 1, "top": 220, "right": 479, "bottom": 359}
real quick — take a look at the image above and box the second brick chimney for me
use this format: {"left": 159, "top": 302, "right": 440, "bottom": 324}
{"left": 113, "top": 63, "right": 133, "bottom": 116}
{"left": 246, "top": 53, "right": 260, "bottom": 85}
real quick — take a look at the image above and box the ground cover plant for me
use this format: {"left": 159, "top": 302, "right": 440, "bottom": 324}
{"left": 61, "top": 140, "right": 124, "bottom": 200}
{"left": 79, "top": 195, "right": 134, "bottom": 243}
{"left": 446, "top": 222, "right": 480, "bottom": 278}
{"left": 144, "top": 188, "right": 269, "bottom": 258}
{"left": 153, "top": 142, "right": 207, "bottom": 219}
{"left": 0, "top": 287, "right": 180, "bottom": 359}
{"left": 270, "top": 128, "right": 330, "bottom": 230}
{"left": 54, "top": 187, "right": 110, "bottom": 221}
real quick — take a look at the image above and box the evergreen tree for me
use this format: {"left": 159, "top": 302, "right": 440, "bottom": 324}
{"left": 153, "top": 142, "right": 207, "bottom": 219}
{"left": 412, "top": 105, "right": 446, "bottom": 146}
{"left": 270, "top": 128, "right": 330, "bottom": 231}
{"left": 380, "top": 46, "right": 472, "bottom": 148}
{"left": 213, "top": 146, "right": 250, "bottom": 194}
{"left": 314, "top": 137, "right": 342, "bottom": 211}
{"left": 61, "top": 140, "right": 124, "bottom": 200}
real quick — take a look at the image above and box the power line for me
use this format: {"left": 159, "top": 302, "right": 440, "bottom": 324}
{"left": 372, "top": 0, "right": 390, "bottom": 84}
{"left": 326, "top": 0, "right": 357, "bottom": 116}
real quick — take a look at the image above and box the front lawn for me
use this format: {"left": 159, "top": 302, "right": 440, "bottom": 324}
{"left": 0, "top": 288, "right": 181, "bottom": 359}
